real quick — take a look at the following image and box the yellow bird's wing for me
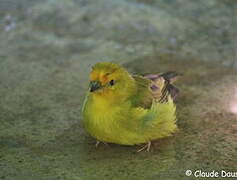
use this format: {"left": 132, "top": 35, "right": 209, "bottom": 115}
{"left": 131, "top": 72, "right": 179, "bottom": 109}
{"left": 130, "top": 73, "right": 179, "bottom": 137}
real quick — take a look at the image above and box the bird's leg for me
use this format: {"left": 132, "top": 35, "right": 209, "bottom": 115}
{"left": 95, "top": 140, "right": 100, "bottom": 148}
{"left": 137, "top": 141, "right": 151, "bottom": 152}
{"left": 95, "top": 140, "right": 109, "bottom": 148}
{"left": 146, "top": 141, "right": 151, "bottom": 152}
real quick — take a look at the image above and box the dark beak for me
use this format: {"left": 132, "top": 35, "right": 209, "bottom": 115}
{"left": 90, "top": 81, "right": 102, "bottom": 92}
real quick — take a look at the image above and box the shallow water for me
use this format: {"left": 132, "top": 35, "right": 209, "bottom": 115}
{"left": 0, "top": 0, "right": 237, "bottom": 179}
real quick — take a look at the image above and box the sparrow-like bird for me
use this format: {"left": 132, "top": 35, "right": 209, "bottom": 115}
{"left": 82, "top": 62, "right": 179, "bottom": 151}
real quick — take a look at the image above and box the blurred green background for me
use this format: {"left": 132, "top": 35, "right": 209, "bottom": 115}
{"left": 0, "top": 0, "right": 237, "bottom": 179}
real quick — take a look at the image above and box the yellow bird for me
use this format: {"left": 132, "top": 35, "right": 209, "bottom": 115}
{"left": 82, "top": 62, "right": 179, "bottom": 151}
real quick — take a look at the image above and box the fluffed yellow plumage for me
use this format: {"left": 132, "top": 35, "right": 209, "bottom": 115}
{"left": 82, "top": 62, "right": 179, "bottom": 151}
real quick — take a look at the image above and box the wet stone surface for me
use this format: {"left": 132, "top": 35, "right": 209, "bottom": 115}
{"left": 0, "top": 0, "right": 237, "bottom": 179}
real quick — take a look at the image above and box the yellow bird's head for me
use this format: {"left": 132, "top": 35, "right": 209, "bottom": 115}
{"left": 89, "top": 62, "right": 136, "bottom": 101}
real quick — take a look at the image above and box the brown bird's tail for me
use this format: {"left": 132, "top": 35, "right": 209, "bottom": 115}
{"left": 159, "top": 71, "right": 180, "bottom": 100}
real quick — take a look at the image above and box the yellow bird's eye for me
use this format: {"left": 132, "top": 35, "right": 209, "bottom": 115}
{"left": 109, "top": 80, "right": 115, "bottom": 86}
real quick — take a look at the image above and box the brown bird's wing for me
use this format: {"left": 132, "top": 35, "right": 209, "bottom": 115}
{"left": 145, "top": 71, "right": 180, "bottom": 102}
{"left": 131, "top": 72, "right": 180, "bottom": 109}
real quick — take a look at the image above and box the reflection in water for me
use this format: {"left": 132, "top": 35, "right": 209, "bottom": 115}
{"left": 230, "top": 87, "right": 237, "bottom": 114}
